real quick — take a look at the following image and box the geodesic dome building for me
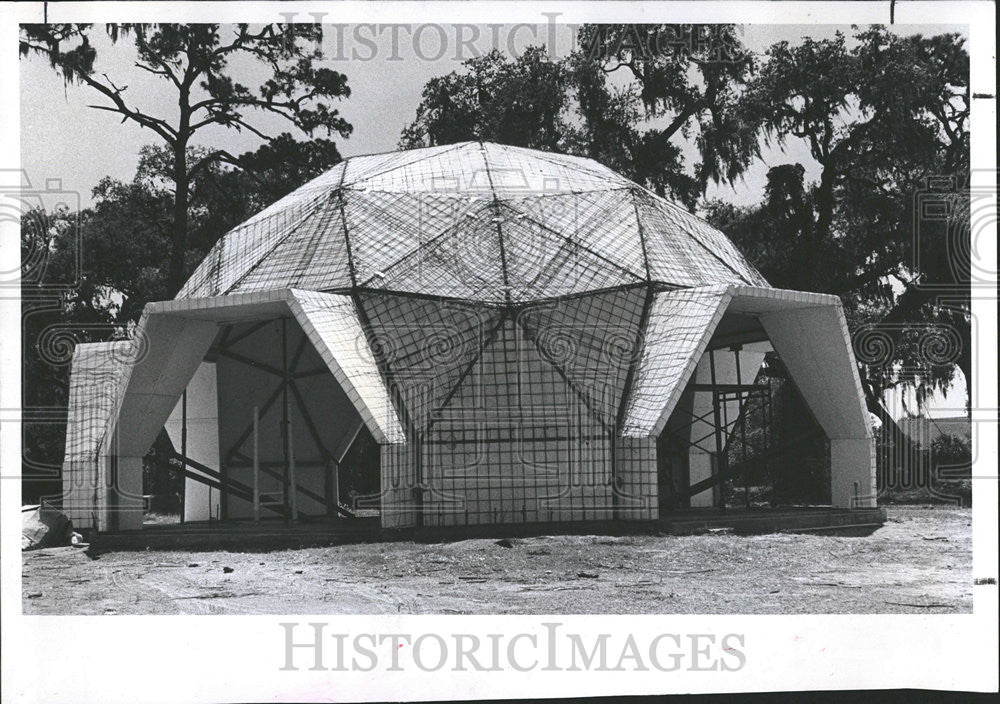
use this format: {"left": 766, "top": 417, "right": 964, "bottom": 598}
{"left": 61, "top": 142, "right": 876, "bottom": 532}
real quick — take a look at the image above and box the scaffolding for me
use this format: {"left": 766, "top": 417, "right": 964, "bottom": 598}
{"left": 657, "top": 348, "right": 774, "bottom": 510}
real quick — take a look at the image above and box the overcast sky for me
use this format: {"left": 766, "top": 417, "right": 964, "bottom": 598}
{"left": 20, "top": 23, "right": 965, "bottom": 208}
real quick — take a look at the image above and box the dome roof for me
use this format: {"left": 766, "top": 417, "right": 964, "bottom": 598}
{"left": 178, "top": 141, "right": 768, "bottom": 302}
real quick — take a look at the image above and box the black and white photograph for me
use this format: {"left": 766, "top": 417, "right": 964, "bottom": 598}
{"left": 1, "top": 1, "right": 996, "bottom": 701}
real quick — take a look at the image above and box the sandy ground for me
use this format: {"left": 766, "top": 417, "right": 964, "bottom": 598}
{"left": 22, "top": 506, "right": 973, "bottom": 615}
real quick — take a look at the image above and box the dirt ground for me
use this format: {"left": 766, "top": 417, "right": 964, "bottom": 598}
{"left": 22, "top": 506, "right": 972, "bottom": 615}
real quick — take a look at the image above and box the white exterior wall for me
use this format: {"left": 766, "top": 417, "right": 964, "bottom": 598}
{"left": 113, "top": 456, "right": 145, "bottom": 531}
{"left": 831, "top": 438, "right": 878, "bottom": 508}
{"left": 615, "top": 437, "right": 658, "bottom": 519}
{"left": 164, "top": 362, "right": 221, "bottom": 522}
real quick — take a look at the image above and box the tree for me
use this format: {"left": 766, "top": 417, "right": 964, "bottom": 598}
{"left": 400, "top": 47, "right": 572, "bottom": 152}
{"left": 854, "top": 29, "right": 971, "bottom": 406}
{"left": 574, "top": 24, "right": 760, "bottom": 205}
{"left": 705, "top": 28, "right": 970, "bottom": 487}
{"left": 20, "top": 23, "right": 352, "bottom": 294}
{"left": 401, "top": 25, "right": 760, "bottom": 209}
{"left": 732, "top": 27, "right": 968, "bottom": 399}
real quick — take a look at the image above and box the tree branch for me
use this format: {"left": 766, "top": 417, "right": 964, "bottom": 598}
{"left": 185, "top": 149, "right": 244, "bottom": 181}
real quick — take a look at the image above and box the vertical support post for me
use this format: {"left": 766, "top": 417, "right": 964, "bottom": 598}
{"left": 281, "top": 317, "right": 290, "bottom": 522}
{"left": 709, "top": 349, "right": 726, "bottom": 509}
{"left": 288, "top": 398, "right": 298, "bottom": 522}
{"left": 325, "top": 459, "right": 337, "bottom": 518}
{"left": 219, "top": 411, "right": 228, "bottom": 520}
{"left": 252, "top": 405, "right": 260, "bottom": 524}
{"left": 180, "top": 389, "right": 187, "bottom": 524}
{"left": 109, "top": 455, "right": 119, "bottom": 533}
{"left": 734, "top": 346, "right": 750, "bottom": 509}
{"left": 609, "top": 421, "right": 619, "bottom": 522}
{"left": 414, "top": 429, "right": 423, "bottom": 528}
{"left": 766, "top": 375, "right": 775, "bottom": 507}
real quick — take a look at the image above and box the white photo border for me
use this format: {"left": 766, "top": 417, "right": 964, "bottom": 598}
{"left": 1, "top": 2, "right": 996, "bottom": 701}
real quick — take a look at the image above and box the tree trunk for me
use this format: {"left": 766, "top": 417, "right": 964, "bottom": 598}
{"left": 811, "top": 164, "right": 837, "bottom": 287}
{"left": 168, "top": 135, "right": 190, "bottom": 297}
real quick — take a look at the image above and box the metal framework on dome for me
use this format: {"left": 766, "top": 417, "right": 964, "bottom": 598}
{"left": 58, "top": 142, "right": 876, "bottom": 533}
{"left": 178, "top": 141, "right": 768, "bottom": 303}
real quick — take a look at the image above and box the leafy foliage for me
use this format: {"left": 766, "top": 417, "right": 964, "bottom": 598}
{"left": 577, "top": 25, "right": 759, "bottom": 199}
{"left": 706, "top": 27, "right": 970, "bottom": 416}
{"left": 402, "top": 25, "right": 759, "bottom": 209}
{"left": 401, "top": 47, "right": 572, "bottom": 152}
{"left": 20, "top": 23, "right": 352, "bottom": 293}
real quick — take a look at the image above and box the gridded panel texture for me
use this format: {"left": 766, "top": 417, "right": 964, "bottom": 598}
{"left": 63, "top": 341, "right": 131, "bottom": 461}
{"left": 654, "top": 198, "right": 769, "bottom": 287}
{"left": 488, "top": 143, "right": 635, "bottom": 195}
{"left": 62, "top": 342, "right": 130, "bottom": 530}
{"left": 345, "top": 142, "right": 481, "bottom": 192}
{"left": 421, "top": 429, "right": 615, "bottom": 527}
{"left": 517, "top": 286, "right": 648, "bottom": 425}
{"left": 615, "top": 437, "right": 658, "bottom": 520}
{"left": 179, "top": 185, "right": 341, "bottom": 298}
{"left": 232, "top": 196, "right": 352, "bottom": 293}
{"left": 378, "top": 443, "right": 419, "bottom": 528}
{"left": 62, "top": 459, "right": 101, "bottom": 529}
{"left": 414, "top": 304, "right": 619, "bottom": 526}
{"left": 501, "top": 191, "right": 647, "bottom": 280}
{"left": 357, "top": 293, "right": 501, "bottom": 430}
{"left": 289, "top": 290, "right": 405, "bottom": 443}
{"left": 633, "top": 191, "right": 746, "bottom": 287}
{"left": 500, "top": 212, "right": 645, "bottom": 301}
{"left": 621, "top": 286, "right": 732, "bottom": 437}
{"left": 345, "top": 191, "right": 487, "bottom": 287}
{"left": 177, "top": 141, "right": 768, "bottom": 302}
{"left": 353, "top": 141, "right": 633, "bottom": 195}
{"left": 633, "top": 189, "right": 767, "bottom": 286}
{"left": 363, "top": 205, "right": 506, "bottom": 300}
{"left": 442, "top": 315, "right": 575, "bottom": 415}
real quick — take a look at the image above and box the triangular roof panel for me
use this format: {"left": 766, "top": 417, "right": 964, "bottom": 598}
{"left": 288, "top": 290, "right": 405, "bottom": 444}
{"left": 177, "top": 141, "right": 768, "bottom": 302}
{"left": 621, "top": 286, "right": 732, "bottom": 437}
